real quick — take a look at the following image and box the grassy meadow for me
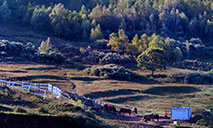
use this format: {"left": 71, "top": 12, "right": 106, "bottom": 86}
{"left": 0, "top": 59, "right": 212, "bottom": 128}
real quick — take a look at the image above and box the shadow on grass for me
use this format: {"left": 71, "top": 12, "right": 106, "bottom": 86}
{"left": 147, "top": 74, "right": 168, "bottom": 79}
{"left": 70, "top": 77, "right": 104, "bottom": 81}
{"left": 106, "top": 95, "right": 150, "bottom": 104}
{"left": 15, "top": 75, "right": 65, "bottom": 81}
{"left": 25, "top": 67, "right": 58, "bottom": 71}
{"left": 0, "top": 105, "right": 13, "bottom": 112}
{"left": 143, "top": 86, "right": 201, "bottom": 95}
{"left": 84, "top": 89, "right": 139, "bottom": 99}
{"left": 62, "top": 63, "right": 88, "bottom": 71}
{"left": 0, "top": 70, "right": 28, "bottom": 73}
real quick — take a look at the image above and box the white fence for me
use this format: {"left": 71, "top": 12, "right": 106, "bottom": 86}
{"left": 0, "top": 79, "right": 62, "bottom": 99}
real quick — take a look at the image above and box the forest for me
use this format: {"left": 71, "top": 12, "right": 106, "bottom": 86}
{"left": 0, "top": 0, "right": 212, "bottom": 128}
{"left": 0, "top": 0, "right": 212, "bottom": 46}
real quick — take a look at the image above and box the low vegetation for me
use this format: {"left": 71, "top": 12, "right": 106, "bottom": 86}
{"left": 13, "top": 106, "right": 27, "bottom": 113}
{"left": 0, "top": 0, "right": 212, "bottom": 127}
{"left": 0, "top": 39, "right": 65, "bottom": 64}
{"left": 83, "top": 64, "right": 146, "bottom": 82}
{"left": 169, "top": 72, "right": 213, "bottom": 84}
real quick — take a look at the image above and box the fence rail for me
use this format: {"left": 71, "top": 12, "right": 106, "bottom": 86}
{"left": 0, "top": 79, "right": 62, "bottom": 99}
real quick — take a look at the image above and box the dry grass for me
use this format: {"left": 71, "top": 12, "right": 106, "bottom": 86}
{"left": 0, "top": 61, "right": 212, "bottom": 128}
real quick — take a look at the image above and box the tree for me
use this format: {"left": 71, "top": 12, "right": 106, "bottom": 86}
{"left": 0, "top": 0, "right": 11, "bottom": 22}
{"left": 118, "top": 29, "right": 129, "bottom": 52}
{"left": 185, "top": 40, "right": 190, "bottom": 59}
{"left": 139, "top": 33, "right": 149, "bottom": 52}
{"left": 38, "top": 37, "right": 53, "bottom": 54}
{"left": 90, "top": 24, "right": 103, "bottom": 41}
{"left": 148, "top": 34, "right": 164, "bottom": 49}
{"left": 31, "top": 5, "right": 51, "bottom": 31}
{"left": 107, "top": 29, "right": 129, "bottom": 53}
{"left": 107, "top": 32, "right": 120, "bottom": 51}
{"left": 206, "top": 20, "right": 213, "bottom": 44}
{"left": 131, "top": 34, "right": 143, "bottom": 55}
{"left": 164, "top": 37, "right": 182, "bottom": 64}
{"left": 137, "top": 48, "right": 167, "bottom": 76}
{"left": 49, "top": 3, "right": 69, "bottom": 37}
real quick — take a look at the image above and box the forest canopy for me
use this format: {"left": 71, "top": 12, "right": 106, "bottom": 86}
{"left": 0, "top": 0, "right": 212, "bottom": 46}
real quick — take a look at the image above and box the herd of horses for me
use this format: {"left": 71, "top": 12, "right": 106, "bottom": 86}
{"left": 96, "top": 103, "right": 160, "bottom": 122}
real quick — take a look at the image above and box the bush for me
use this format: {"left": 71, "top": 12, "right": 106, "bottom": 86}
{"left": 84, "top": 64, "right": 145, "bottom": 82}
{"left": 0, "top": 40, "right": 66, "bottom": 64}
{"left": 91, "top": 39, "right": 109, "bottom": 49}
{"left": 189, "top": 38, "right": 203, "bottom": 45}
{"left": 0, "top": 40, "right": 36, "bottom": 58}
{"left": 69, "top": 99, "right": 85, "bottom": 109}
{"left": 35, "top": 52, "right": 65, "bottom": 64}
{"left": 174, "top": 60, "right": 213, "bottom": 71}
{"left": 13, "top": 107, "right": 27, "bottom": 113}
{"left": 198, "top": 106, "right": 213, "bottom": 127}
{"left": 38, "top": 106, "right": 48, "bottom": 114}
{"left": 86, "top": 51, "right": 135, "bottom": 65}
{"left": 46, "top": 102, "right": 82, "bottom": 113}
{"left": 58, "top": 44, "right": 81, "bottom": 58}
{"left": 80, "top": 47, "right": 86, "bottom": 55}
{"left": 209, "top": 69, "right": 213, "bottom": 76}
{"left": 169, "top": 72, "right": 213, "bottom": 84}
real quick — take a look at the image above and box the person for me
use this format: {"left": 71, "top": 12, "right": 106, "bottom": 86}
{"left": 165, "top": 111, "right": 168, "bottom": 119}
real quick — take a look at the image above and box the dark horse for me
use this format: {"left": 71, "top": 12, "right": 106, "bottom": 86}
{"left": 142, "top": 114, "right": 160, "bottom": 122}
{"left": 103, "top": 104, "right": 116, "bottom": 114}
{"left": 119, "top": 108, "right": 132, "bottom": 116}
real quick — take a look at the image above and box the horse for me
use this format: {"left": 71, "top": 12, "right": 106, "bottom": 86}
{"left": 119, "top": 108, "right": 132, "bottom": 116}
{"left": 142, "top": 114, "right": 160, "bottom": 122}
{"left": 132, "top": 107, "right": 138, "bottom": 116}
{"left": 103, "top": 104, "right": 116, "bottom": 114}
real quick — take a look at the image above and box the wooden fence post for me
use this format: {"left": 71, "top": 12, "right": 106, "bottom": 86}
{"left": 43, "top": 90, "right": 46, "bottom": 99}
{"left": 12, "top": 82, "right": 14, "bottom": 89}
{"left": 28, "top": 84, "right": 31, "bottom": 93}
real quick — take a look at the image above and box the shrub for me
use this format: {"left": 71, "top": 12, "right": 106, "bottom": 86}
{"left": 209, "top": 69, "right": 213, "bottom": 76}
{"left": 35, "top": 52, "right": 65, "bottom": 64}
{"left": 47, "top": 102, "right": 82, "bottom": 113}
{"left": 189, "top": 38, "right": 203, "bottom": 45}
{"left": 38, "top": 106, "right": 48, "bottom": 114}
{"left": 0, "top": 40, "right": 36, "bottom": 58}
{"left": 86, "top": 51, "right": 135, "bottom": 65}
{"left": 58, "top": 44, "right": 81, "bottom": 57}
{"left": 69, "top": 99, "right": 85, "bottom": 109}
{"left": 13, "top": 107, "right": 27, "bottom": 113}
{"left": 92, "top": 39, "right": 109, "bottom": 49}
{"left": 80, "top": 47, "right": 86, "bottom": 55}
{"left": 169, "top": 72, "right": 213, "bottom": 84}
{"left": 174, "top": 60, "right": 213, "bottom": 71}
{"left": 84, "top": 64, "right": 145, "bottom": 82}
{"left": 198, "top": 106, "right": 213, "bottom": 127}
{"left": 0, "top": 39, "right": 66, "bottom": 64}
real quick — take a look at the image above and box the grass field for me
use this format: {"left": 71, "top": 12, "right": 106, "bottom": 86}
{"left": 0, "top": 59, "right": 212, "bottom": 127}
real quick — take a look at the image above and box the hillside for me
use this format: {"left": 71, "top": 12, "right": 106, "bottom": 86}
{"left": 0, "top": 0, "right": 212, "bottom": 128}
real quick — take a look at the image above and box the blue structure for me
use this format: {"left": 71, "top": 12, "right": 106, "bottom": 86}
{"left": 171, "top": 107, "right": 192, "bottom": 120}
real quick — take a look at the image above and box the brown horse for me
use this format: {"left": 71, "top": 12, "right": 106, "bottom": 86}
{"left": 103, "top": 104, "right": 116, "bottom": 114}
{"left": 119, "top": 108, "right": 132, "bottom": 116}
{"left": 142, "top": 114, "right": 159, "bottom": 122}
